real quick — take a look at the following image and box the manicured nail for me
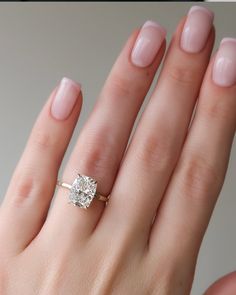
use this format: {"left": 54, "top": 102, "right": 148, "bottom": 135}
{"left": 212, "top": 38, "right": 236, "bottom": 87}
{"left": 131, "top": 20, "right": 166, "bottom": 68}
{"left": 181, "top": 6, "right": 214, "bottom": 53}
{"left": 51, "top": 77, "right": 81, "bottom": 120}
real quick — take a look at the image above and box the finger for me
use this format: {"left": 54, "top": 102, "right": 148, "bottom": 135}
{"left": 205, "top": 271, "right": 236, "bottom": 295}
{"left": 97, "top": 7, "right": 215, "bottom": 243}
{"left": 42, "top": 21, "right": 166, "bottom": 243}
{"left": 149, "top": 39, "right": 236, "bottom": 271}
{"left": 0, "top": 78, "right": 82, "bottom": 254}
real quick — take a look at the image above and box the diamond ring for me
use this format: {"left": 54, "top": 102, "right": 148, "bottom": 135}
{"left": 57, "top": 174, "right": 109, "bottom": 209}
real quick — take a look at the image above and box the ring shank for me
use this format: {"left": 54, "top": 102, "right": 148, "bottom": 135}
{"left": 95, "top": 193, "right": 109, "bottom": 202}
{"left": 57, "top": 180, "right": 72, "bottom": 190}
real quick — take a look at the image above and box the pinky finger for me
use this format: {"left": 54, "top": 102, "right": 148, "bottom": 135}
{"left": 0, "top": 78, "right": 82, "bottom": 255}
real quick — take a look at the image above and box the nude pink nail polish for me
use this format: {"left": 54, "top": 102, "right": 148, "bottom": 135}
{"left": 131, "top": 20, "right": 166, "bottom": 68}
{"left": 181, "top": 6, "right": 214, "bottom": 53}
{"left": 51, "top": 77, "right": 81, "bottom": 120}
{"left": 212, "top": 38, "right": 236, "bottom": 87}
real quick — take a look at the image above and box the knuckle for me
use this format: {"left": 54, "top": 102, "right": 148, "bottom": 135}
{"left": 179, "top": 154, "right": 221, "bottom": 200}
{"left": 29, "top": 129, "right": 57, "bottom": 152}
{"left": 10, "top": 172, "right": 48, "bottom": 206}
{"left": 106, "top": 73, "right": 131, "bottom": 98}
{"left": 166, "top": 64, "right": 199, "bottom": 85}
{"left": 135, "top": 133, "right": 174, "bottom": 172}
{"left": 200, "top": 99, "right": 233, "bottom": 122}
{"left": 15, "top": 175, "right": 34, "bottom": 200}
{"left": 78, "top": 134, "right": 118, "bottom": 178}
{"left": 82, "top": 145, "right": 109, "bottom": 173}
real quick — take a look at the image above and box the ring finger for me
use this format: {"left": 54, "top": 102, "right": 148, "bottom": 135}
{"left": 42, "top": 21, "right": 166, "bottom": 243}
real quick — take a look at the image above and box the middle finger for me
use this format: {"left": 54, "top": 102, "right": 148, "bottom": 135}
{"left": 98, "top": 6, "right": 215, "bottom": 243}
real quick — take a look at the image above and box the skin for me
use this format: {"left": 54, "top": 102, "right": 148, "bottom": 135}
{"left": 0, "top": 14, "right": 235, "bottom": 295}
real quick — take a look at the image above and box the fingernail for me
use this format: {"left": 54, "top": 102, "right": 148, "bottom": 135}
{"left": 212, "top": 38, "right": 236, "bottom": 87}
{"left": 181, "top": 6, "right": 214, "bottom": 53}
{"left": 131, "top": 20, "right": 166, "bottom": 68}
{"left": 51, "top": 77, "right": 81, "bottom": 120}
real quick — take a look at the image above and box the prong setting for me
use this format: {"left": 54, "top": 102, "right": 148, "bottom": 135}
{"left": 69, "top": 174, "right": 97, "bottom": 209}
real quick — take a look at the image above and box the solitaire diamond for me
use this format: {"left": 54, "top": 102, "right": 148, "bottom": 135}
{"left": 69, "top": 174, "right": 97, "bottom": 208}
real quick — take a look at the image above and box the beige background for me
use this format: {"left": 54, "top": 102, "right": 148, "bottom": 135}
{"left": 0, "top": 3, "right": 235, "bottom": 294}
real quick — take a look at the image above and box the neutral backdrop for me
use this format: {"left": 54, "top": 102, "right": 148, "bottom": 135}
{"left": 0, "top": 3, "right": 235, "bottom": 294}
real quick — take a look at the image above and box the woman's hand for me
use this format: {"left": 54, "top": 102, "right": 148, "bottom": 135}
{"left": 0, "top": 6, "right": 235, "bottom": 295}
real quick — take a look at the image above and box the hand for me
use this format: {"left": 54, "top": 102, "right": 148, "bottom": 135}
{"left": 0, "top": 6, "right": 235, "bottom": 295}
